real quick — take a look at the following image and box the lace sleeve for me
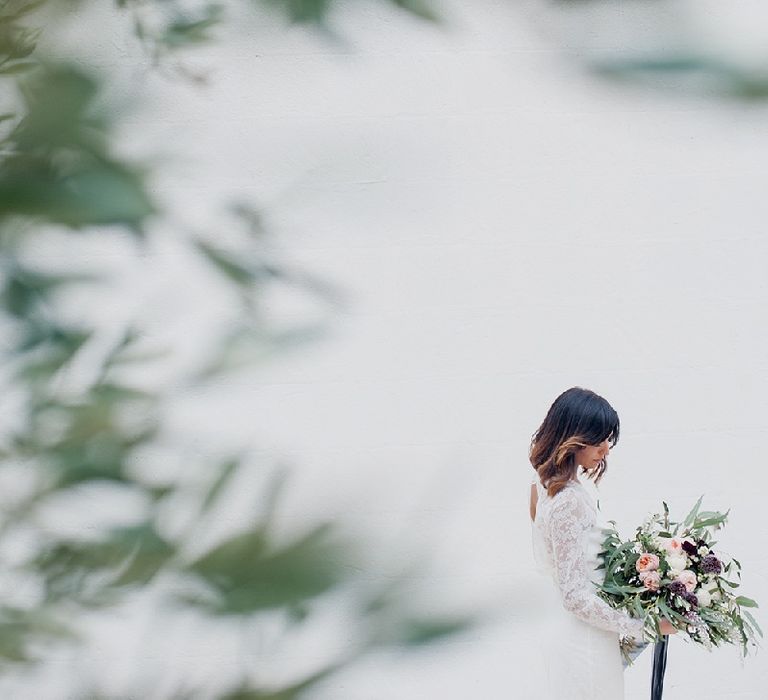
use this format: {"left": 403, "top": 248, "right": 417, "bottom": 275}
{"left": 549, "top": 489, "right": 646, "bottom": 641}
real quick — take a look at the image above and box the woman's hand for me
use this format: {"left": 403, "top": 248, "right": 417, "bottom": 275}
{"left": 659, "top": 619, "right": 678, "bottom": 635}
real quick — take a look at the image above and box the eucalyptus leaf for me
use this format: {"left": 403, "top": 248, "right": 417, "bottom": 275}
{"left": 682, "top": 495, "right": 704, "bottom": 528}
{"left": 742, "top": 609, "right": 763, "bottom": 637}
{"left": 735, "top": 596, "right": 758, "bottom": 608}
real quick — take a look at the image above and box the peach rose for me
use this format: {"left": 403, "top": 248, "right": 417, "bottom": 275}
{"left": 636, "top": 553, "right": 660, "bottom": 572}
{"left": 658, "top": 536, "right": 683, "bottom": 553}
{"left": 676, "top": 570, "right": 698, "bottom": 593}
{"left": 640, "top": 570, "right": 661, "bottom": 591}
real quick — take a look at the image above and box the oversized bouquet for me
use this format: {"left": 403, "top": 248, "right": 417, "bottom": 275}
{"left": 597, "top": 496, "right": 762, "bottom": 665}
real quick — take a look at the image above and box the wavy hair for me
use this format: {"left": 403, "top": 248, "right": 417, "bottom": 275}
{"left": 529, "top": 387, "right": 620, "bottom": 498}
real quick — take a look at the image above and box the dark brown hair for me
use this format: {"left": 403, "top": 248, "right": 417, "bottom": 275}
{"left": 529, "top": 387, "right": 620, "bottom": 498}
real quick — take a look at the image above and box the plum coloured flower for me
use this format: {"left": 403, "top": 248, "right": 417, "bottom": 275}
{"left": 701, "top": 554, "right": 722, "bottom": 574}
{"left": 683, "top": 591, "right": 699, "bottom": 609}
{"left": 681, "top": 539, "right": 698, "bottom": 556}
{"left": 666, "top": 580, "right": 686, "bottom": 596}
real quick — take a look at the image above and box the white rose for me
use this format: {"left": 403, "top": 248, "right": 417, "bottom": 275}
{"left": 696, "top": 587, "right": 712, "bottom": 607}
{"left": 707, "top": 584, "right": 722, "bottom": 601}
{"left": 666, "top": 553, "right": 688, "bottom": 572}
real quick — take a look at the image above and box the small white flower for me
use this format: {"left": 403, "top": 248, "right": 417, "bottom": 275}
{"left": 696, "top": 587, "right": 712, "bottom": 607}
{"left": 698, "top": 546, "right": 709, "bottom": 556}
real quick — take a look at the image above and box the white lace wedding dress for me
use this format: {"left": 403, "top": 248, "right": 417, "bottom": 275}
{"left": 530, "top": 477, "right": 646, "bottom": 699}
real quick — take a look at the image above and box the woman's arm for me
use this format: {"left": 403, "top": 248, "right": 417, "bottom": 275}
{"left": 530, "top": 482, "right": 538, "bottom": 522}
{"left": 549, "top": 490, "right": 646, "bottom": 641}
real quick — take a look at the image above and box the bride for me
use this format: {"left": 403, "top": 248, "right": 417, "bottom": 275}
{"left": 528, "top": 387, "right": 676, "bottom": 698}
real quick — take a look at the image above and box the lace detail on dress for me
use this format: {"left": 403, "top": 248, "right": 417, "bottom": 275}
{"left": 540, "top": 482, "right": 645, "bottom": 642}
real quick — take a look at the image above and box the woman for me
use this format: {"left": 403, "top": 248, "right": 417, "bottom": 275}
{"left": 528, "top": 387, "right": 675, "bottom": 698}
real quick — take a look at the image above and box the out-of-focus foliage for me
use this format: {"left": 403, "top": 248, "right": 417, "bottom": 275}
{"left": 0, "top": 0, "right": 42, "bottom": 74}
{"left": 260, "top": 0, "right": 439, "bottom": 23}
{"left": 0, "top": 63, "right": 154, "bottom": 229}
{"left": 0, "top": 0, "right": 473, "bottom": 697}
{"left": 548, "top": 0, "right": 768, "bottom": 99}
{"left": 591, "top": 56, "right": 768, "bottom": 100}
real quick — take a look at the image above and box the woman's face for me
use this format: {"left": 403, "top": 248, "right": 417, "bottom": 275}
{"left": 575, "top": 438, "right": 611, "bottom": 469}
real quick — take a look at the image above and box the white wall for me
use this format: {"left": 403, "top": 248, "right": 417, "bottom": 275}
{"left": 9, "top": 1, "right": 768, "bottom": 698}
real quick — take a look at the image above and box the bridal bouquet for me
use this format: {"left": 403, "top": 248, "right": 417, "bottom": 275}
{"left": 596, "top": 497, "right": 762, "bottom": 664}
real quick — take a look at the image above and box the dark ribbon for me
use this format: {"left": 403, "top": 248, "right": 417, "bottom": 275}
{"left": 650, "top": 637, "right": 668, "bottom": 700}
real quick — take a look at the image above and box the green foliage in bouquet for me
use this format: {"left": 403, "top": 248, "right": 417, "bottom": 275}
{"left": 597, "top": 497, "right": 762, "bottom": 664}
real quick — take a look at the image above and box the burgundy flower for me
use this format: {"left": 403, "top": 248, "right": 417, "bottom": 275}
{"left": 700, "top": 555, "right": 722, "bottom": 574}
{"left": 683, "top": 591, "right": 699, "bottom": 609}
{"left": 666, "top": 580, "right": 686, "bottom": 596}
{"left": 681, "top": 540, "right": 698, "bottom": 556}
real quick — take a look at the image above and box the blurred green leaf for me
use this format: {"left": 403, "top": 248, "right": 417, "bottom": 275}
{"left": 36, "top": 522, "right": 174, "bottom": 601}
{"left": 0, "top": 65, "right": 154, "bottom": 229}
{"left": 591, "top": 55, "right": 768, "bottom": 100}
{"left": 2, "top": 266, "right": 100, "bottom": 320}
{"left": 36, "top": 393, "right": 157, "bottom": 487}
{"left": 187, "top": 523, "right": 348, "bottom": 614}
{"left": 0, "top": 19, "right": 40, "bottom": 66}
{"left": 14, "top": 65, "right": 102, "bottom": 150}
{"left": 195, "top": 239, "right": 256, "bottom": 287}
{"left": 0, "top": 0, "right": 48, "bottom": 24}
{"left": 199, "top": 456, "right": 241, "bottom": 514}
{"left": 163, "top": 5, "right": 223, "bottom": 48}
{"left": 0, "top": 154, "right": 154, "bottom": 228}
{"left": 0, "top": 605, "right": 73, "bottom": 664}
{"left": 390, "top": 0, "right": 439, "bottom": 22}
{"left": 0, "top": 60, "right": 36, "bottom": 74}
{"left": 260, "top": 0, "right": 438, "bottom": 24}
{"left": 8, "top": 324, "right": 91, "bottom": 386}
{"left": 262, "top": 0, "right": 332, "bottom": 25}
{"left": 395, "top": 615, "right": 472, "bottom": 646}
{"left": 221, "top": 663, "right": 341, "bottom": 700}
{"left": 197, "top": 322, "right": 328, "bottom": 380}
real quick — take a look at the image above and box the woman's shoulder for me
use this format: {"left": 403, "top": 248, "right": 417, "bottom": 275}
{"left": 532, "top": 479, "right": 576, "bottom": 514}
{"left": 547, "top": 480, "right": 587, "bottom": 514}
{"left": 538, "top": 478, "right": 579, "bottom": 498}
